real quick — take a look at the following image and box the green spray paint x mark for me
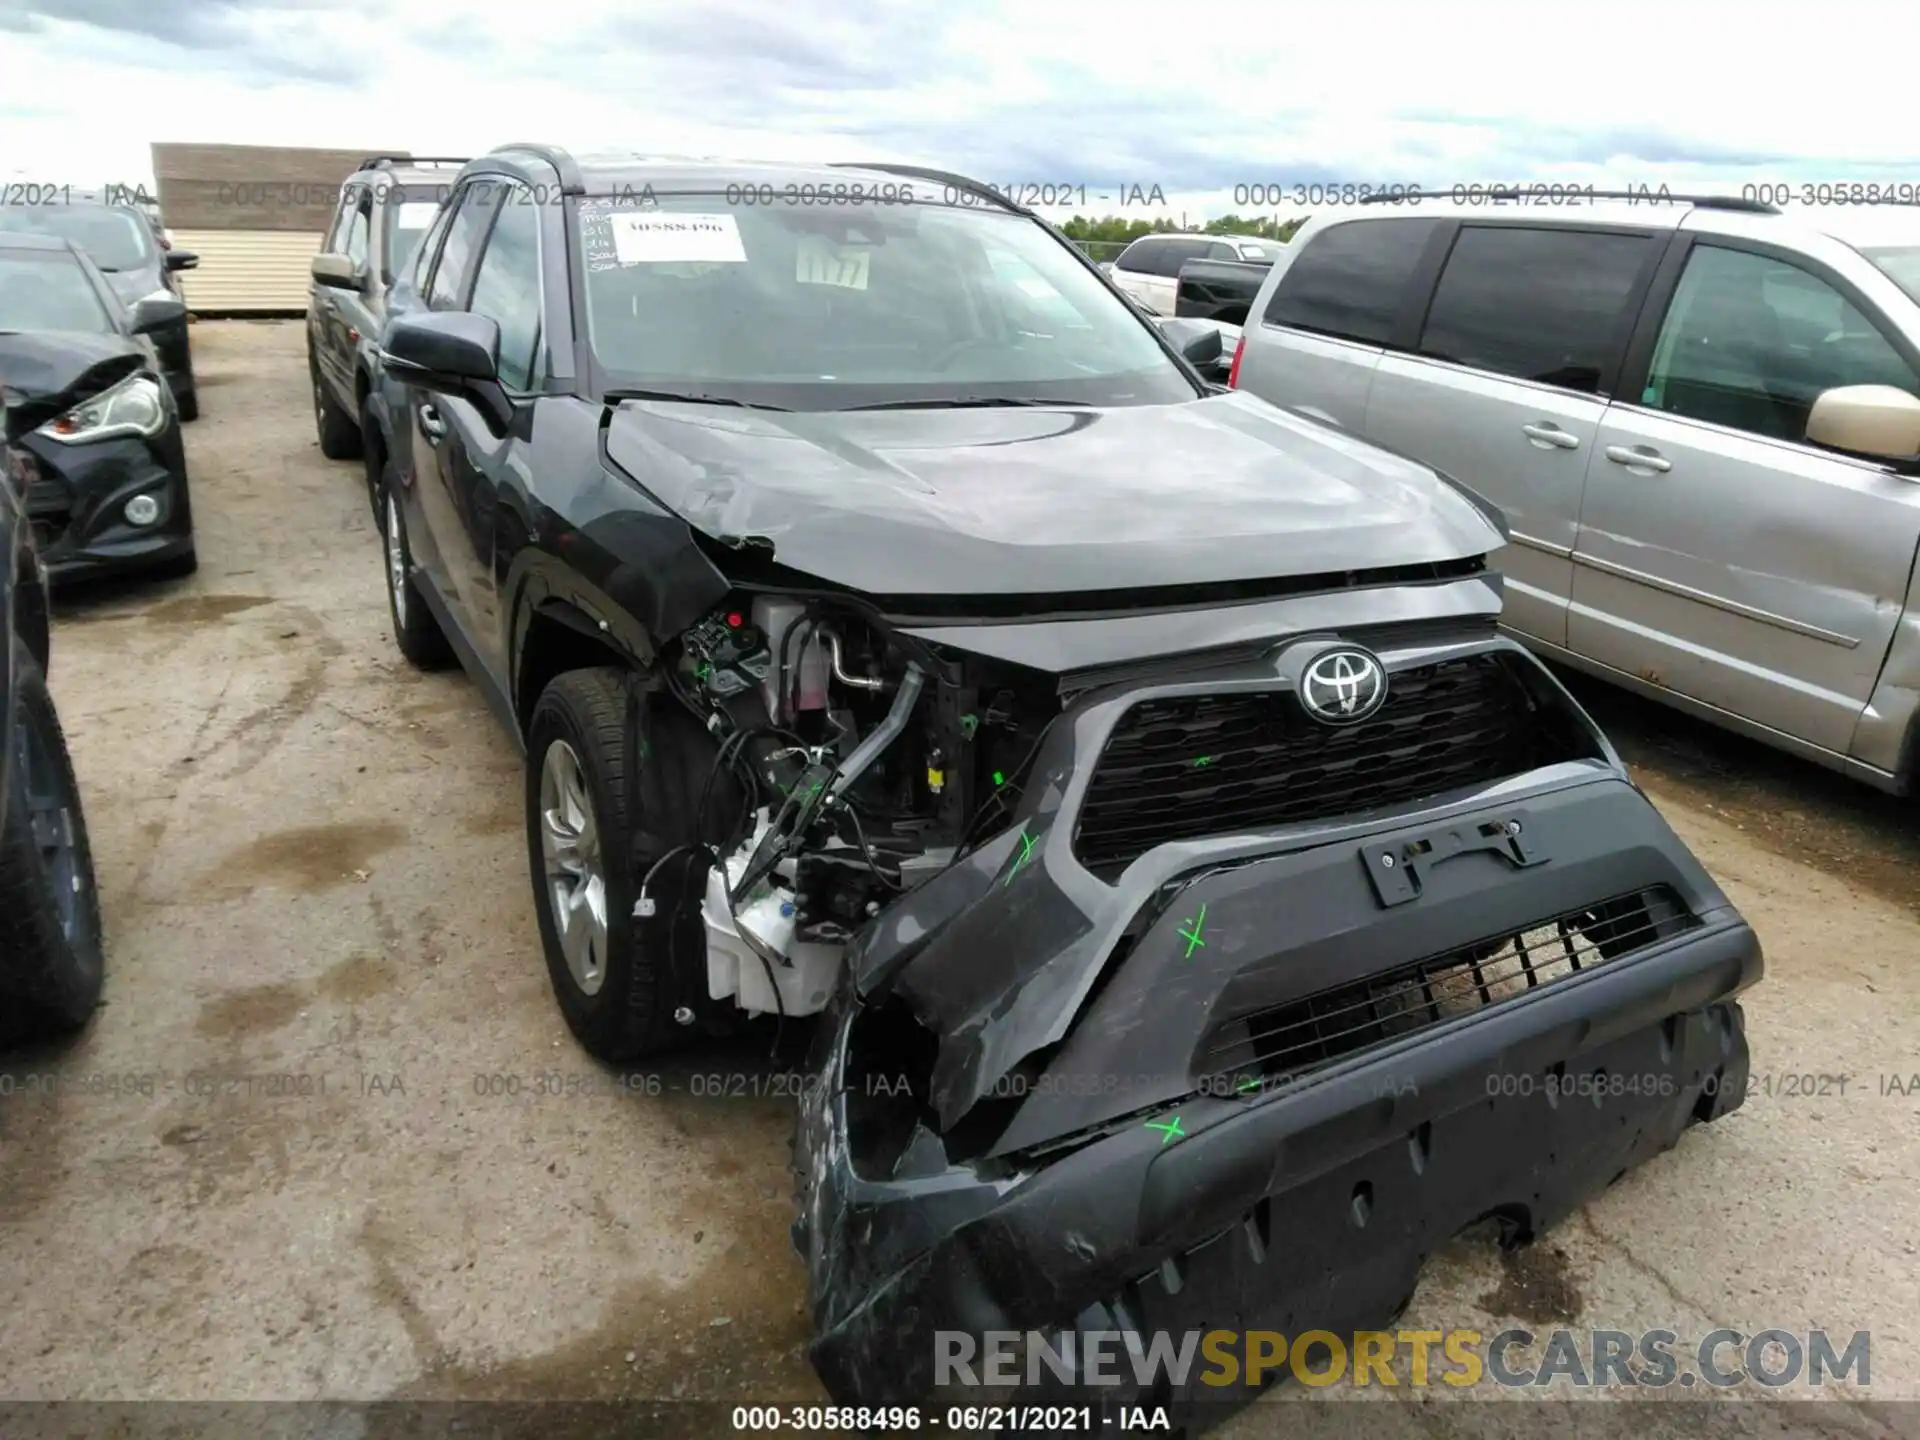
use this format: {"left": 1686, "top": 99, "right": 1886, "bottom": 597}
{"left": 1177, "top": 903, "right": 1207, "bottom": 958}
{"left": 1145, "top": 1116, "right": 1185, "bottom": 1146}
{"left": 1004, "top": 830, "right": 1036, "bottom": 887}
{"left": 1193, "top": 755, "right": 1216, "bottom": 768}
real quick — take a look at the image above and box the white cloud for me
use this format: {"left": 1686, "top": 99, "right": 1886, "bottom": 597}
{"left": 1, "top": 0, "right": 1912, "bottom": 219}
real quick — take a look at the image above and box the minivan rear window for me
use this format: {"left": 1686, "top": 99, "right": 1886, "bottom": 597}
{"left": 1418, "top": 226, "right": 1653, "bottom": 394}
{"left": 1863, "top": 246, "right": 1920, "bottom": 306}
{"left": 1262, "top": 218, "right": 1438, "bottom": 345}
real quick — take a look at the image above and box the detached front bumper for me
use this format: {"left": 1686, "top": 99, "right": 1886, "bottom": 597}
{"left": 16, "top": 426, "right": 195, "bottom": 582}
{"left": 795, "top": 759, "right": 1760, "bottom": 1425}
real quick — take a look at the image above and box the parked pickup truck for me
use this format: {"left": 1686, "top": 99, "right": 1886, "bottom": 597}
{"left": 1171, "top": 257, "right": 1274, "bottom": 379}
{"left": 1176, "top": 256, "right": 1271, "bottom": 326}
{"left": 1110, "top": 232, "right": 1281, "bottom": 315}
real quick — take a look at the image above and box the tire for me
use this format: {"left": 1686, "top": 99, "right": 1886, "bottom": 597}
{"left": 311, "top": 352, "right": 362, "bottom": 461}
{"left": 525, "top": 671, "right": 732, "bottom": 1062}
{"left": 379, "top": 469, "right": 452, "bottom": 671}
{"left": 0, "top": 656, "right": 104, "bottom": 1046}
{"left": 174, "top": 372, "right": 199, "bottom": 424}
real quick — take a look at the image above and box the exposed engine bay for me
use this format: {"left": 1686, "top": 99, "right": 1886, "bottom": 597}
{"left": 663, "top": 596, "right": 1054, "bottom": 1020}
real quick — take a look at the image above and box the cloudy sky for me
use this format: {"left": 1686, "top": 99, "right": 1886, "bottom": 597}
{"left": 2, "top": 0, "right": 1914, "bottom": 220}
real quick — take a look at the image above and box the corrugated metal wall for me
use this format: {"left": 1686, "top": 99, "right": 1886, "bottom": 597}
{"left": 171, "top": 230, "right": 320, "bottom": 314}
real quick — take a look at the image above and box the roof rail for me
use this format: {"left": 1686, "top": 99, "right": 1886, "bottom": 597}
{"left": 494, "top": 143, "right": 584, "bottom": 195}
{"left": 361, "top": 155, "right": 469, "bottom": 171}
{"left": 828, "top": 163, "right": 1028, "bottom": 216}
{"left": 1356, "top": 187, "right": 1779, "bottom": 215}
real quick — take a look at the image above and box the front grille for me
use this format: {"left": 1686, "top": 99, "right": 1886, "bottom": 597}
{"left": 1073, "top": 653, "right": 1583, "bottom": 878}
{"left": 1200, "top": 885, "right": 1697, "bottom": 1089}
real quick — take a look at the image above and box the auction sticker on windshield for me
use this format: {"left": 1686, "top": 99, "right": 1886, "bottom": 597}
{"left": 609, "top": 212, "right": 747, "bottom": 265}
{"left": 795, "top": 234, "right": 869, "bottom": 290}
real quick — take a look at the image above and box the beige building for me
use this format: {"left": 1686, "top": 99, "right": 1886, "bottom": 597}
{"left": 151, "top": 143, "right": 410, "bottom": 315}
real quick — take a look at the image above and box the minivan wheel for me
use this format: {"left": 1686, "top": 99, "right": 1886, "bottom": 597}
{"left": 525, "top": 670, "right": 728, "bottom": 1062}
{"left": 380, "top": 470, "right": 452, "bottom": 671}
{"left": 0, "top": 657, "right": 104, "bottom": 1045}
{"left": 312, "top": 353, "right": 363, "bottom": 460}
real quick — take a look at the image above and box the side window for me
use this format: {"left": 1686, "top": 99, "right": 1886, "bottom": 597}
{"left": 426, "top": 182, "right": 504, "bottom": 311}
{"left": 323, "top": 185, "right": 358, "bottom": 253}
{"left": 1156, "top": 239, "right": 1205, "bottom": 277}
{"left": 1418, "top": 226, "right": 1652, "bottom": 394}
{"left": 464, "top": 187, "right": 544, "bottom": 391}
{"left": 1264, "top": 218, "right": 1438, "bottom": 346}
{"left": 1115, "top": 237, "right": 1158, "bottom": 274}
{"left": 1207, "top": 241, "right": 1236, "bottom": 261}
{"left": 342, "top": 198, "right": 371, "bottom": 269}
{"left": 409, "top": 200, "right": 456, "bottom": 291}
{"left": 1642, "top": 244, "right": 1920, "bottom": 444}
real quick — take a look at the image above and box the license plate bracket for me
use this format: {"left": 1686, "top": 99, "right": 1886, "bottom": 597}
{"left": 1361, "top": 810, "right": 1544, "bottom": 907}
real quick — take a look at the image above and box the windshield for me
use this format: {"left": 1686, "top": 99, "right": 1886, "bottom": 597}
{"left": 577, "top": 192, "right": 1195, "bottom": 408}
{"left": 0, "top": 204, "right": 155, "bottom": 272}
{"left": 0, "top": 251, "right": 114, "bottom": 333}
{"left": 1863, "top": 246, "right": 1920, "bottom": 307}
{"left": 386, "top": 187, "right": 451, "bottom": 277}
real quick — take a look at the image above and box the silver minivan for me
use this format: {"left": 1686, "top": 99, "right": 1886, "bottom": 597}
{"left": 1230, "top": 195, "right": 1920, "bottom": 796}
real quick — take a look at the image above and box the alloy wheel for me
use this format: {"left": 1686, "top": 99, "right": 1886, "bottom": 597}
{"left": 539, "top": 739, "right": 608, "bottom": 995}
{"left": 386, "top": 494, "right": 408, "bottom": 628}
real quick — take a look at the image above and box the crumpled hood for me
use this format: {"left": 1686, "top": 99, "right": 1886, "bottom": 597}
{"left": 603, "top": 390, "right": 1503, "bottom": 596}
{"left": 0, "top": 331, "right": 147, "bottom": 439}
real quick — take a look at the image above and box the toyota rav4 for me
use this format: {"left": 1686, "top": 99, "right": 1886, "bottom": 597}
{"left": 363, "top": 146, "right": 1762, "bottom": 1429}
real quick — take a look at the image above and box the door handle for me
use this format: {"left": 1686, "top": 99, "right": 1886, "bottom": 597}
{"left": 1520, "top": 422, "right": 1580, "bottom": 449}
{"left": 1604, "top": 444, "right": 1671, "bottom": 473}
{"left": 418, "top": 403, "right": 446, "bottom": 441}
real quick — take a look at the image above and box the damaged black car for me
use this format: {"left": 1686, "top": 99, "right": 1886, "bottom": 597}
{"left": 365, "top": 147, "right": 1762, "bottom": 1430}
{"left": 0, "top": 233, "right": 198, "bottom": 581}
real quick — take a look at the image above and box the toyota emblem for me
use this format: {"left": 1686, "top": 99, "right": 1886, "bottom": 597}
{"left": 1299, "top": 646, "right": 1389, "bottom": 726}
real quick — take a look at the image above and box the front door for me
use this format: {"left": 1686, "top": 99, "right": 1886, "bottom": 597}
{"left": 1570, "top": 238, "right": 1920, "bottom": 757}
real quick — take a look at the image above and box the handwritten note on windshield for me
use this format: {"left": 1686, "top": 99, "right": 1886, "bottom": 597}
{"left": 608, "top": 212, "right": 747, "bottom": 265}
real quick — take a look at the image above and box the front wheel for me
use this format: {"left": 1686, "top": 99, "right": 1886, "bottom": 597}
{"left": 525, "top": 670, "right": 727, "bottom": 1062}
{"left": 0, "top": 657, "right": 104, "bottom": 1045}
{"left": 379, "top": 471, "right": 452, "bottom": 670}
{"left": 312, "top": 353, "right": 362, "bottom": 460}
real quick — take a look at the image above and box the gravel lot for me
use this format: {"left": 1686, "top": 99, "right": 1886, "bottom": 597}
{"left": 2, "top": 320, "right": 1916, "bottom": 1435}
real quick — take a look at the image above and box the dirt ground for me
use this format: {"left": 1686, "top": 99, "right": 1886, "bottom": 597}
{"left": 1, "top": 321, "right": 1916, "bottom": 1435}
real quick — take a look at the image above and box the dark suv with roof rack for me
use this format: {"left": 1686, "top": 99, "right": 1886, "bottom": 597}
{"left": 305, "top": 155, "right": 466, "bottom": 472}
{"left": 364, "top": 145, "right": 1761, "bottom": 1429}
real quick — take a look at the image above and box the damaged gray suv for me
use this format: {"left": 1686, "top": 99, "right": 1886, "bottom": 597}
{"left": 365, "top": 147, "right": 1762, "bottom": 1428}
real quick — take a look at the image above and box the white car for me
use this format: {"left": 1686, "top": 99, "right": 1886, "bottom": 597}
{"left": 1107, "top": 232, "right": 1281, "bottom": 315}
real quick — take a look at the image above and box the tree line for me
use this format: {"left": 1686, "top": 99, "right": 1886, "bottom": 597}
{"left": 1057, "top": 212, "right": 1309, "bottom": 245}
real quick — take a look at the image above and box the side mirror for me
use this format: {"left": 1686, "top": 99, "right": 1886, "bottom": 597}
{"left": 1156, "top": 317, "right": 1224, "bottom": 367}
{"left": 165, "top": 250, "right": 199, "bottom": 272}
{"left": 383, "top": 311, "right": 501, "bottom": 388}
{"left": 1806, "top": 384, "right": 1920, "bottom": 462}
{"left": 129, "top": 295, "right": 187, "bottom": 335}
{"left": 311, "top": 252, "right": 361, "bottom": 289}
